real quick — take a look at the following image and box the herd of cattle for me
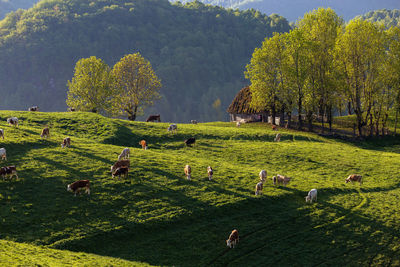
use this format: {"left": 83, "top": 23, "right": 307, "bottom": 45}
{"left": 0, "top": 113, "right": 364, "bottom": 250}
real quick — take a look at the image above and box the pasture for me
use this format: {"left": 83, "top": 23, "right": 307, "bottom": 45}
{"left": 0, "top": 111, "right": 400, "bottom": 266}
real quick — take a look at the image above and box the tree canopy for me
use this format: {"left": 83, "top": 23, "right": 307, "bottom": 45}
{"left": 66, "top": 56, "right": 113, "bottom": 113}
{"left": 111, "top": 53, "right": 161, "bottom": 121}
{"left": 246, "top": 8, "right": 400, "bottom": 137}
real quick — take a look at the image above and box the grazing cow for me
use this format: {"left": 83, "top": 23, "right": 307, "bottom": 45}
{"left": 191, "top": 120, "right": 198, "bottom": 124}
{"left": 28, "top": 106, "right": 39, "bottom": 111}
{"left": 118, "top": 147, "right": 130, "bottom": 161}
{"left": 41, "top": 127, "right": 50, "bottom": 138}
{"left": 67, "top": 180, "right": 90, "bottom": 196}
{"left": 236, "top": 121, "right": 241, "bottom": 127}
{"left": 274, "top": 133, "right": 281, "bottom": 142}
{"left": 345, "top": 174, "right": 362, "bottom": 185}
{"left": 7, "top": 117, "right": 18, "bottom": 127}
{"left": 184, "top": 165, "right": 192, "bottom": 180}
{"left": 0, "top": 166, "right": 18, "bottom": 180}
{"left": 112, "top": 167, "right": 129, "bottom": 179}
{"left": 139, "top": 140, "right": 148, "bottom": 150}
{"left": 61, "top": 137, "right": 71, "bottom": 148}
{"left": 207, "top": 166, "right": 213, "bottom": 181}
{"left": 0, "top": 129, "right": 4, "bottom": 140}
{"left": 272, "top": 125, "right": 277, "bottom": 131}
{"left": 255, "top": 178, "right": 265, "bottom": 195}
{"left": 305, "top": 189, "right": 318, "bottom": 203}
{"left": 0, "top": 148, "right": 6, "bottom": 161}
{"left": 226, "top": 229, "right": 239, "bottom": 248}
{"left": 67, "top": 107, "right": 75, "bottom": 112}
{"left": 167, "top": 124, "right": 177, "bottom": 133}
{"left": 111, "top": 159, "right": 130, "bottom": 173}
{"left": 146, "top": 114, "right": 161, "bottom": 122}
{"left": 184, "top": 137, "right": 196, "bottom": 147}
{"left": 272, "top": 174, "right": 291, "bottom": 186}
{"left": 259, "top": 170, "right": 267, "bottom": 181}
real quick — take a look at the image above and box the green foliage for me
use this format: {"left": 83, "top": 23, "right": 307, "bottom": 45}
{"left": 0, "top": 0, "right": 290, "bottom": 122}
{"left": 111, "top": 53, "right": 161, "bottom": 121}
{"left": 1, "top": 111, "right": 400, "bottom": 265}
{"left": 246, "top": 8, "right": 400, "bottom": 136}
{"left": 66, "top": 56, "right": 114, "bottom": 114}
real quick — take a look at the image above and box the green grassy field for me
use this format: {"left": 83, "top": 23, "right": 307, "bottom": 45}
{"left": 1, "top": 111, "right": 400, "bottom": 266}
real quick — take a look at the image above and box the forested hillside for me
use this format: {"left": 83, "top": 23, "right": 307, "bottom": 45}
{"left": 0, "top": 0, "right": 289, "bottom": 122}
{"left": 174, "top": 0, "right": 400, "bottom": 21}
{"left": 0, "top": 0, "right": 37, "bottom": 19}
{"left": 356, "top": 9, "right": 400, "bottom": 28}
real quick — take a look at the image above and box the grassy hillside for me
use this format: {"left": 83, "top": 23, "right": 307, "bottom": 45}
{"left": 1, "top": 111, "right": 400, "bottom": 265}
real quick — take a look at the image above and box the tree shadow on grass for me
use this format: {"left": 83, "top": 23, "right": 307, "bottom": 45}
{"left": 42, "top": 183, "right": 400, "bottom": 266}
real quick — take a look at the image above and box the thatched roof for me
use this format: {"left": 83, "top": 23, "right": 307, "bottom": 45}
{"left": 227, "top": 86, "right": 267, "bottom": 114}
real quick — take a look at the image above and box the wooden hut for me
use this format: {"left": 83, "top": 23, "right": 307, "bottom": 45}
{"left": 227, "top": 86, "right": 268, "bottom": 122}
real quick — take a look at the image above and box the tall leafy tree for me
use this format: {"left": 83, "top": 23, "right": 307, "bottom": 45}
{"left": 245, "top": 32, "right": 287, "bottom": 125}
{"left": 385, "top": 26, "right": 400, "bottom": 134}
{"left": 297, "top": 8, "right": 343, "bottom": 132}
{"left": 334, "top": 19, "right": 386, "bottom": 136}
{"left": 111, "top": 53, "right": 161, "bottom": 121}
{"left": 66, "top": 56, "right": 113, "bottom": 113}
{"left": 284, "top": 28, "right": 310, "bottom": 129}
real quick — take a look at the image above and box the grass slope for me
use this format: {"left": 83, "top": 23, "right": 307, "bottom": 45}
{"left": 0, "top": 111, "right": 400, "bottom": 266}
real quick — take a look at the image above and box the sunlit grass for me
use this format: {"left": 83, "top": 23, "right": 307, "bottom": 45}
{"left": 0, "top": 111, "right": 400, "bottom": 266}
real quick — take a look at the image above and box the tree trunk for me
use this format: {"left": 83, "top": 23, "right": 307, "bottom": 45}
{"left": 271, "top": 103, "right": 276, "bottom": 125}
{"left": 280, "top": 105, "right": 285, "bottom": 127}
{"left": 127, "top": 105, "right": 138, "bottom": 121}
{"left": 395, "top": 107, "right": 399, "bottom": 135}
{"left": 328, "top": 105, "right": 332, "bottom": 132}
{"left": 307, "top": 110, "right": 313, "bottom": 132}
{"left": 347, "top": 102, "right": 352, "bottom": 115}
{"left": 287, "top": 111, "right": 292, "bottom": 128}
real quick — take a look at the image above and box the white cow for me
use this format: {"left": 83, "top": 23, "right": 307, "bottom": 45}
{"left": 274, "top": 133, "right": 281, "bottom": 142}
{"left": 167, "top": 124, "right": 177, "bottom": 133}
{"left": 305, "top": 189, "right": 318, "bottom": 203}
{"left": 259, "top": 170, "right": 267, "bottom": 181}
{"left": 184, "top": 165, "right": 191, "bottom": 180}
{"left": 0, "top": 148, "right": 6, "bottom": 161}
{"left": 7, "top": 117, "right": 18, "bottom": 127}
{"left": 118, "top": 148, "right": 130, "bottom": 161}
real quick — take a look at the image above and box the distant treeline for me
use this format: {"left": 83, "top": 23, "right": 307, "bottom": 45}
{"left": 0, "top": 0, "right": 37, "bottom": 19}
{"left": 0, "top": 0, "right": 290, "bottom": 122}
{"left": 355, "top": 9, "right": 400, "bottom": 28}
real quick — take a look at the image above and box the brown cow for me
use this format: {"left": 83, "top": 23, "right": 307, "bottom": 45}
{"left": 67, "top": 180, "right": 90, "bottom": 196}
{"left": 0, "top": 129, "right": 4, "bottom": 140}
{"left": 0, "top": 166, "right": 18, "bottom": 180}
{"left": 139, "top": 140, "right": 148, "bottom": 150}
{"left": 272, "top": 174, "right": 291, "bottom": 186}
{"left": 112, "top": 167, "right": 129, "bottom": 179}
{"left": 146, "top": 114, "right": 161, "bottom": 122}
{"left": 226, "top": 229, "right": 239, "bottom": 248}
{"left": 184, "top": 165, "right": 191, "bottom": 180}
{"left": 345, "top": 174, "right": 362, "bottom": 185}
{"left": 41, "top": 127, "right": 50, "bottom": 138}
{"left": 255, "top": 178, "right": 265, "bottom": 196}
{"left": 61, "top": 137, "right": 71, "bottom": 148}
{"left": 111, "top": 159, "right": 130, "bottom": 173}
